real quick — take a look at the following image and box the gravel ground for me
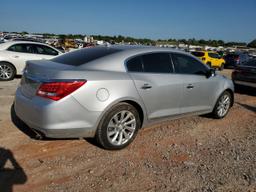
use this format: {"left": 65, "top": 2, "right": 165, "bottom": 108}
{"left": 0, "top": 70, "right": 255, "bottom": 192}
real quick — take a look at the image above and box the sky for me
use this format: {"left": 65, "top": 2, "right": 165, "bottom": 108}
{"left": 1, "top": 0, "right": 256, "bottom": 42}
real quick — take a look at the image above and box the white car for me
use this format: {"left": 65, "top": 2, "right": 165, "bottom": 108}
{"left": 0, "top": 41, "right": 62, "bottom": 81}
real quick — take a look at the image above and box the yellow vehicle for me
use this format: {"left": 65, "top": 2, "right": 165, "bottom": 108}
{"left": 191, "top": 51, "right": 225, "bottom": 70}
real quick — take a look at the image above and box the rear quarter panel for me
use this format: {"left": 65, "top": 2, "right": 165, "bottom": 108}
{"left": 71, "top": 70, "right": 148, "bottom": 124}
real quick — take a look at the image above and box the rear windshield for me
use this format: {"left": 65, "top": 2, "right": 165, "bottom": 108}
{"left": 51, "top": 47, "right": 122, "bottom": 66}
{"left": 191, "top": 52, "right": 205, "bottom": 57}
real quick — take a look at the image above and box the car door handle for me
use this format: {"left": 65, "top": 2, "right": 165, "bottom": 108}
{"left": 13, "top": 55, "right": 19, "bottom": 58}
{"left": 186, "top": 84, "right": 194, "bottom": 89}
{"left": 141, "top": 84, "right": 152, "bottom": 90}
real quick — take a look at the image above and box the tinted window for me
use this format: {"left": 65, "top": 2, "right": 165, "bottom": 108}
{"left": 172, "top": 53, "right": 208, "bottom": 75}
{"left": 52, "top": 47, "right": 122, "bottom": 66}
{"left": 35, "top": 45, "right": 58, "bottom": 56}
{"left": 141, "top": 53, "right": 173, "bottom": 73}
{"left": 191, "top": 52, "right": 205, "bottom": 57}
{"left": 8, "top": 44, "right": 37, "bottom": 54}
{"left": 208, "top": 52, "right": 220, "bottom": 59}
{"left": 126, "top": 56, "right": 143, "bottom": 72}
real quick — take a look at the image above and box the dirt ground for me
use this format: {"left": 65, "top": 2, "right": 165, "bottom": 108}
{"left": 0, "top": 70, "right": 255, "bottom": 192}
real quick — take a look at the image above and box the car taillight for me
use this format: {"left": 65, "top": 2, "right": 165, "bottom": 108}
{"left": 36, "top": 80, "right": 86, "bottom": 101}
{"left": 202, "top": 57, "right": 206, "bottom": 61}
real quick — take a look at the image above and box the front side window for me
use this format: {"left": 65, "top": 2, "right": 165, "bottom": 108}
{"left": 172, "top": 53, "right": 208, "bottom": 75}
{"left": 35, "top": 45, "right": 58, "bottom": 56}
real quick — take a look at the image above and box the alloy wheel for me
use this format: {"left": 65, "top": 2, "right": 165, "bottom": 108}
{"left": 0, "top": 64, "right": 14, "bottom": 80}
{"left": 107, "top": 110, "right": 136, "bottom": 146}
{"left": 216, "top": 94, "right": 231, "bottom": 117}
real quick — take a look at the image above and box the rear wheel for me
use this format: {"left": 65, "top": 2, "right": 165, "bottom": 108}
{"left": 206, "top": 62, "right": 212, "bottom": 68}
{"left": 0, "top": 62, "right": 16, "bottom": 81}
{"left": 219, "top": 63, "right": 224, "bottom": 71}
{"left": 96, "top": 103, "right": 141, "bottom": 150}
{"left": 212, "top": 91, "right": 232, "bottom": 119}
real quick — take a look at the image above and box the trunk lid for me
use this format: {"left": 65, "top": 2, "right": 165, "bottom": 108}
{"left": 20, "top": 60, "right": 79, "bottom": 99}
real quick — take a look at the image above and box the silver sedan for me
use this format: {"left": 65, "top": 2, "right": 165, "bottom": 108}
{"left": 14, "top": 46, "right": 234, "bottom": 149}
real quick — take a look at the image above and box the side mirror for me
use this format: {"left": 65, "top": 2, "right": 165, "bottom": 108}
{"left": 206, "top": 68, "right": 215, "bottom": 78}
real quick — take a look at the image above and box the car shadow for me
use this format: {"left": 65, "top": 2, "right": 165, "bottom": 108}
{"left": 236, "top": 102, "right": 256, "bottom": 113}
{"left": 15, "top": 75, "right": 22, "bottom": 79}
{"left": 234, "top": 85, "right": 256, "bottom": 96}
{"left": 0, "top": 147, "right": 27, "bottom": 192}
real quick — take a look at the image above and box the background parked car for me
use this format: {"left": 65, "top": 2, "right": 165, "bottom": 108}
{"left": 232, "top": 59, "right": 256, "bottom": 89}
{"left": 191, "top": 51, "right": 225, "bottom": 70}
{"left": 14, "top": 46, "right": 234, "bottom": 150}
{"left": 0, "top": 41, "right": 62, "bottom": 81}
{"left": 224, "top": 52, "right": 250, "bottom": 68}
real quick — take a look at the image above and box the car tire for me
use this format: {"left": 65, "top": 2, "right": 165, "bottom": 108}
{"left": 219, "top": 63, "right": 224, "bottom": 71}
{"left": 212, "top": 91, "right": 232, "bottom": 119}
{"left": 0, "top": 62, "right": 16, "bottom": 81}
{"left": 206, "top": 62, "right": 212, "bottom": 68}
{"left": 96, "top": 102, "right": 141, "bottom": 150}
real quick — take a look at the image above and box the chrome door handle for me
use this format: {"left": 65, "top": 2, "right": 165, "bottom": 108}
{"left": 186, "top": 84, "right": 194, "bottom": 89}
{"left": 141, "top": 84, "right": 152, "bottom": 90}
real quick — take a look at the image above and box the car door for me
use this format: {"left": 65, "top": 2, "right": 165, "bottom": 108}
{"left": 171, "top": 53, "right": 220, "bottom": 114}
{"left": 127, "top": 52, "right": 182, "bottom": 120}
{"left": 5, "top": 43, "right": 43, "bottom": 74}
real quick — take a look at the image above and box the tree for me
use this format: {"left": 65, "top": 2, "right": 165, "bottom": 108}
{"left": 248, "top": 39, "right": 256, "bottom": 48}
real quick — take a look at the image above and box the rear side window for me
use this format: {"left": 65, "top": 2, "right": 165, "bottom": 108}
{"left": 8, "top": 44, "right": 40, "bottom": 54}
{"left": 172, "top": 53, "right": 208, "bottom": 75}
{"left": 142, "top": 53, "right": 173, "bottom": 73}
{"left": 126, "top": 53, "right": 173, "bottom": 73}
{"left": 8, "top": 44, "right": 28, "bottom": 53}
{"left": 126, "top": 56, "right": 143, "bottom": 72}
{"left": 52, "top": 47, "right": 122, "bottom": 66}
{"left": 191, "top": 52, "right": 205, "bottom": 57}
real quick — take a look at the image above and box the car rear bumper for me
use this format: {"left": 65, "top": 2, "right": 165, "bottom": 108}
{"left": 14, "top": 87, "right": 101, "bottom": 138}
{"left": 234, "top": 80, "right": 256, "bottom": 88}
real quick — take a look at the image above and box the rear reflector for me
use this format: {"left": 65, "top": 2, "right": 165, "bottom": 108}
{"left": 36, "top": 80, "right": 86, "bottom": 101}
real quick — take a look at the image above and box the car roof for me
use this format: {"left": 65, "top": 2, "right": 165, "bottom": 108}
{"left": 78, "top": 45, "right": 195, "bottom": 72}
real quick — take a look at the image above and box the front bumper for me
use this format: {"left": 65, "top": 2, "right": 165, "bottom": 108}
{"left": 14, "top": 88, "right": 101, "bottom": 138}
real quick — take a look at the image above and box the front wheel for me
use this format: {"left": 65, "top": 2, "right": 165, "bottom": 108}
{"left": 212, "top": 91, "right": 232, "bottom": 119}
{"left": 0, "top": 62, "right": 16, "bottom": 81}
{"left": 96, "top": 103, "right": 141, "bottom": 150}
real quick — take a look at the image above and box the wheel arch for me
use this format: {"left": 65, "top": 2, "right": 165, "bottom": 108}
{"left": 121, "top": 100, "right": 145, "bottom": 127}
{"left": 224, "top": 88, "right": 234, "bottom": 107}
